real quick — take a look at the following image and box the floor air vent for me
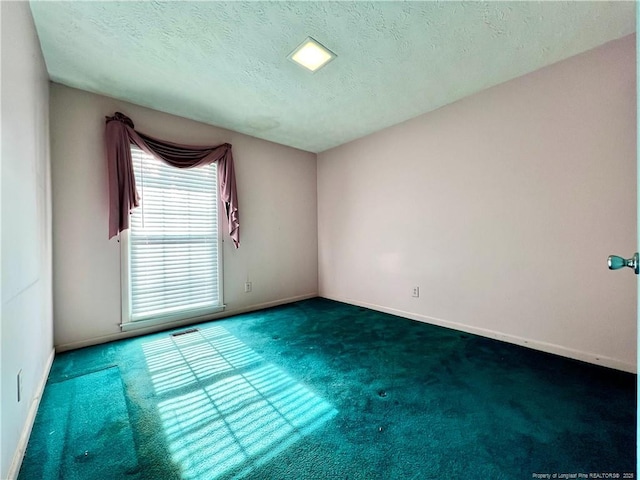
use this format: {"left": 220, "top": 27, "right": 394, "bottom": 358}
{"left": 171, "top": 328, "right": 199, "bottom": 337}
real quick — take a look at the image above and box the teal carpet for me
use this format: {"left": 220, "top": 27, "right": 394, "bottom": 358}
{"left": 19, "top": 366, "right": 139, "bottom": 479}
{"left": 19, "top": 298, "right": 636, "bottom": 479}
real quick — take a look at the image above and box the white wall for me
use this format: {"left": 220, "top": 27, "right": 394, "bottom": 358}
{"left": 50, "top": 84, "right": 318, "bottom": 350}
{"left": 318, "top": 35, "right": 637, "bottom": 372}
{"left": 1, "top": 2, "right": 54, "bottom": 478}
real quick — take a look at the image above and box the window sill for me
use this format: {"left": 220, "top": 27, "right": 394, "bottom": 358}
{"left": 120, "top": 305, "right": 225, "bottom": 332}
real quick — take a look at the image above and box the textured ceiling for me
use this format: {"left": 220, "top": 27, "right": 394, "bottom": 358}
{"left": 30, "top": 1, "right": 635, "bottom": 153}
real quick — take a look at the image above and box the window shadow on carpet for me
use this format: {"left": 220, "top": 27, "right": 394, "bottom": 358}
{"left": 142, "top": 325, "right": 338, "bottom": 479}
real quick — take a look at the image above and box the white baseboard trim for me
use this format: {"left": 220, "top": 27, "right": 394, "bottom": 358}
{"left": 7, "top": 348, "right": 56, "bottom": 480}
{"left": 321, "top": 294, "right": 636, "bottom": 374}
{"left": 55, "top": 293, "right": 318, "bottom": 353}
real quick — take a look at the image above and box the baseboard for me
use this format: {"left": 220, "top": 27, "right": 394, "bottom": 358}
{"left": 321, "top": 294, "right": 636, "bottom": 374}
{"left": 55, "top": 293, "right": 318, "bottom": 353}
{"left": 7, "top": 348, "right": 56, "bottom": 480}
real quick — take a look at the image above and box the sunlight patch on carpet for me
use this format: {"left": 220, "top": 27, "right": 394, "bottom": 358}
{"left": 142, "top": 325, "right": 337, "bottom": 479}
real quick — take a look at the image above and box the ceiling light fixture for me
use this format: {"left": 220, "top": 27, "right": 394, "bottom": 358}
{"left": 288, "top": 37, "right": 336, "bottom": 72}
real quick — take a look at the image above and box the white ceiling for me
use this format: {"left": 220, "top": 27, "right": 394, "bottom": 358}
{"left": 30, "top": 1, "right": 635, "bottom": 153}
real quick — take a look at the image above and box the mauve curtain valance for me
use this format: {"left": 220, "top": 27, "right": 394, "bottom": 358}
{"left": 105, "top": 112, "right": 240, "bottom": 248}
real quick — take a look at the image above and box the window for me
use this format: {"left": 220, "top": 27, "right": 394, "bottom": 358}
{"left": 121, "top": 145, "right": 223, "bottom": 329}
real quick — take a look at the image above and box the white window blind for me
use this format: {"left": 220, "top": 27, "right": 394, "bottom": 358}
{"left": 125, "top": 145, "right": 222, "bottom": 324}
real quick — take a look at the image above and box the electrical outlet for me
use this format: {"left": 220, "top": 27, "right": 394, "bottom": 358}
{"left": 412, "top": 286, "right": 420, "bottom": 298}
{"left": 17, "top": 370, "right": 23, "bottom": 403}
{"left": 244, "top": 282, "right": 252, "bottom": 293}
